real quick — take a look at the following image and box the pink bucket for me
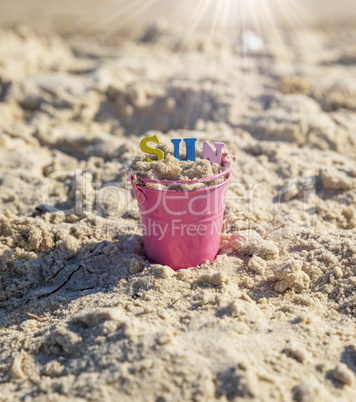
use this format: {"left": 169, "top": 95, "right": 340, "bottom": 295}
{"left": 129, "top": 164, "right": 232, "bottom": 270}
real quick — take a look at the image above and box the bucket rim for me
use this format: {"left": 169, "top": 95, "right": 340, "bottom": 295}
{"left": 136, "top": 162, "right": 232, "bottom": 185}
{"left": 134, "top": 169, "right": 231, "bottom": 194}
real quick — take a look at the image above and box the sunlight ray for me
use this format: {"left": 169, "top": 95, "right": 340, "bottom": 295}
{"left": 272, "top": 0, "right": 323, "bottom": 59}
{"left": 89, "top": 0, "right": 161, "bottom": 31}
{"left": 208, "top": 0, "right": 227, "bottom": 46}
{"left": 256, "top": 0, "right": 293, "bottom": 60}
{"left": 181, "top": 0, "right": 215, "bottom": 46}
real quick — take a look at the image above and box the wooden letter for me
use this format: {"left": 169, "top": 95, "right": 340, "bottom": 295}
{"left": 140, "top": 134, "right": 164, "bottom": 162}
{"left": 203, "top": 141, "right": 225, "bottom": 164}
{"left": 171, "top": 138, "right": 197, "bottom": 161}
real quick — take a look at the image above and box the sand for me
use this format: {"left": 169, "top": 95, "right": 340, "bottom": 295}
{"left": 0, "top": 18, "right": 356, "bottom": 402}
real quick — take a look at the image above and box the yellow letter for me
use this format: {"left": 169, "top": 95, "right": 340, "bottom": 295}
{"left": 140, "top": 134, "right": 164, "bottom": 162}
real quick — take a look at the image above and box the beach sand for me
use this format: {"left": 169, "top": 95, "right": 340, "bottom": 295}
{"left": 0, "top": 6, "right": 356, "bottom": 401}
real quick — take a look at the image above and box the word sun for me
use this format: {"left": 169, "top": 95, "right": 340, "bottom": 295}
{"left": 140, "top": 135, "right": 225, "bottom": 164}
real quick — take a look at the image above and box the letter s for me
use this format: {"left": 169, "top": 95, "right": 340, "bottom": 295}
{"left": 140, "top": 134, "right": 164, "bottom": 162}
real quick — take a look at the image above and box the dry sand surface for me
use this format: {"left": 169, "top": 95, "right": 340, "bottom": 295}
{"left": 1, "top": 12, "right": 356, "bottom": 402}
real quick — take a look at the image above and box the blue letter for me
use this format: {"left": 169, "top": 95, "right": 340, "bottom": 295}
{"left": 170, "top": 138, "right": 197, "bottom": 161}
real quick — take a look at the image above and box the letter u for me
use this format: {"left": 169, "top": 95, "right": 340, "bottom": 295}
{"left": 171, "top": 138, "right": 197, "bottom": 161}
